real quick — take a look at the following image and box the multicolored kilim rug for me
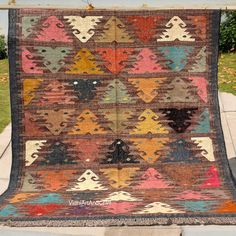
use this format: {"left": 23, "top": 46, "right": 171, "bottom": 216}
{"left": 1, "top": 9, "right": 236, "bottom": 226}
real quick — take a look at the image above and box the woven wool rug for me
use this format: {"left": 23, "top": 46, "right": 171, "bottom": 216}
{"left": 1, "top": 8, "right": 236, "bottom": 226}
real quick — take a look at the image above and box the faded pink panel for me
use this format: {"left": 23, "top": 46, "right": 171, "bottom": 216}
{"left": 22, "top": 47, "right": 43, "bottom": 74}
{"left": 129, "top": 48, "right": 165, "bottom": 74}
{"left": 134, "top": 168, "right": 172, "bottom": 189}
{"left": 35, "top": 16, "right": 72, "bottom": 42}
{"left": 200, "top": 166, "right": 221, "bottom": 188}
{"left": 189, "top": 76, "right": 208, "bottom": 103}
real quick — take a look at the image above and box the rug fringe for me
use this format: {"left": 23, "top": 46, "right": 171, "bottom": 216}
{"left": 1, "top": 216, "right": 236, "bottom": 227}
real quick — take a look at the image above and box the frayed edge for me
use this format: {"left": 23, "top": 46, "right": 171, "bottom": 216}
{"left": 1, "top": 216, "right": 236, "bottom": 227}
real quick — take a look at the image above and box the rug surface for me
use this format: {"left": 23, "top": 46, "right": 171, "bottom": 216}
{"left": 1, "top": 8, "right": 236, "bottom": 226}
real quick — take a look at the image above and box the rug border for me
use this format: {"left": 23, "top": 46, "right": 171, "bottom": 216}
{"left": 1, "top": 9, "right": 236, "bottom": 227}
{"left": 0, "top": 9, "right": 21, "bottom": 203}
{"left": 209, "top": 11, "right": 236, "bottom": 198}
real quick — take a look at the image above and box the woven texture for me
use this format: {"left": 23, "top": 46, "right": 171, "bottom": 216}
{"left": 1, "top": 9, "right": 236, "bottom": 226}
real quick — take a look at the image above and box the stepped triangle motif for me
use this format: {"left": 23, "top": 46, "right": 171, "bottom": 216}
{"left": 189, "top": 76, "right": 208, "bottom": 103}
{"left": 101, "top": 108, "right": 134, "bottom": 133}
{"left": 0, "top": 205, "right": 20, "bottom": 217}
{"left": 35, "top": 16, "right": 71, "bottom": 42}
{"left": 157, "top": 16, "right": 195, "bottom": 41}
{"left": 68, "top": 139, "right": 103, "bottom": 163}
{"left": 190, "top": 46, "right": 206, "bottom": 72}
{"left": 215, "top": 201, "right": 236, "bottom": 213}
{"left": 96, "top": 16, "right": 133, "bottom": 43}
{"left": 135, "top": 202, "right": 184, "bottom": 214}
{"left": 174, "top": 190, "right": 212, "bottom": 200}
{"left": 164, "top": 139, "right": 199, "bottom": 163}
{"left": 162, "top": 78, "right": 198, "bottom": 103}
{"left": 66, "top": 48, "right": 104, "bottom": 74}
{"left": 131, "top": 109, "right": 168, "bottom": 134}
{"left": 163, "top": 164, "right": 201, "bottom": 186}
{"left": 39, "top": 80, "right": 75, "bottom": 105}
{"left": 69, "top": 109, "right": 106, "bottom": 135}
{"left": 129, "top": 48, "right": 165, "bottom": 74}
{"left": 102, "top": 202, "right": 140, "bottom": 214}
{"left": 127, "top": 16, "right": 160, "bottom": 42}
{"left": 100, "top": 79, "right": 135, "bottom": 104}
{"left": 37, "top": 109, "right": 74, "bottom": 135}
{"left": 71, "top": 79, "right": 101, "bottom": 102}
{"left": 189, "top": 16, "right": 206, "bottom": 40}
{"left": 23, "top": 193, "right": 64, "bottom": 216}
{"left": 101, "top": 139, "right": 139, "bottom": 164}
{"left": 21, "top": 172, "right": 40, "bottom": 192}
{"left": 22, "top": 16, "right": 40, "bottom": 38}
{"left": 130, "top": 138, "right": 169, "bottom": 163}
{"left": 128, "top": 77, "right": 166, "bottom": 103}
{"left": 100, "top": 167, "right": 139, "bottom": 188}
{"left": 23, "top": 79, "right": 42, "bottom": 105}
{"left": 158, "top": 46, "right": 193, "bottom": 71}
{"left": 134, "top": 168, "right": 173, "bottom": 189}
{"left": 191, "top": 109, "right": 210, "bottom": 133}
{"left": 24, "top": 111, "right": 45, "bottom": 136}
{"left": 35, "top": 46, "right": 71, "bottom": 73}
{"left": 22, "top": 47, "right": 43, "bottom": 74}
{"left": 97, "top": 48, "right": 133, "bottom": 74}
{"left": 191, "top": 137, "right": 215, "bottom": 162}
{"left": 176, "top": 200, "right": 216, "bottom": 212}
{"left": 64, "top": 16, "right": 103, "bottom": 42}
{"left": 25, "top": 140, "right": 46, "bottom": 166}
{"left": 160, "top": 108, "right": 197, "bottom": 133}
{"left": 41, "top": 141, "right": 76, "bottom": 165}
{"left": 67, "top": 169, "right": 107, "bottom": 191}
{"left": 23, "top": 204, "right": 63, "bottom": 217}
{"left": 39, "top": 170, "right": 75, "bottom": 191}
{"left": 104, "top": 191, "right": 141, "bottom": 202}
